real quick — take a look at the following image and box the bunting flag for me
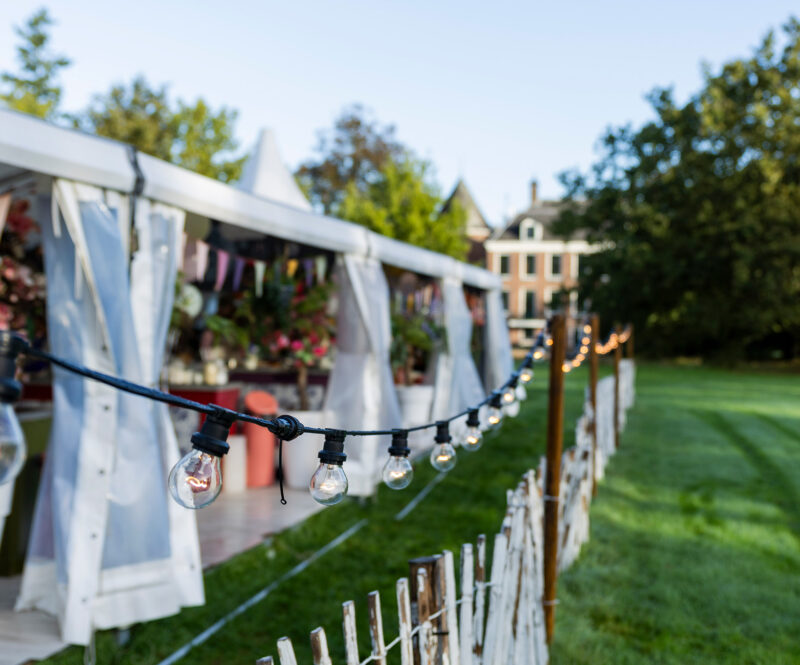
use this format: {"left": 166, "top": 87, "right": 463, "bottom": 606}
{"left": 254, "top": 261, "right": 266, "bottom": 297}
{"left": 303, "top": 259, "right": 314, "bottom": 287}
{"left": 232, "top": 257, "right": 246, "bottom": 291}
{"left": 196, "top": 241, "right": 210, "bottom": 282}
{"left": 286, "top": 258, "right": 299, "bottom": 278}
{"left": 315, "top": 255, "right": 328, "bottom": 284}
{"left": 214, "top": 249, "right": 230, "bottom": 291}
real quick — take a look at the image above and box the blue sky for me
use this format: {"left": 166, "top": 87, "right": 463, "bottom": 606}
{"left": 1, "top": 1, "right": 798, "bottom": 224}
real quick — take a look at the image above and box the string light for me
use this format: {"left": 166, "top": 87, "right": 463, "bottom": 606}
{"left": 463, "top": 409, "right": 483, "bottom": 451}
{"left": 310, "top": 430, "right": 348, "bottom": 505}
{"left": 583, "top": 324, "right": 592, "bottom": 334}
{"left": 430, "top": 421, "right": 457, "bottom": 472}
{"left": 0, "top": 322, "right": 630, "bottom": 509}
{"left": 487, "top": 392, "right": 504, "bottom": 429}
{"left": 168, "top": 408, "right": 235, "bottom": 509}
{"left": 0, "top": 334, "right": 27, "bottom": 486}
{"left": 383, "top": 430, "right": 413, "bottom": 490}
{"left": 502, "top": 378, "right": 517, "bottom": 406}
{"left": 519, "top": 357, "right": 534, "bottom": 384}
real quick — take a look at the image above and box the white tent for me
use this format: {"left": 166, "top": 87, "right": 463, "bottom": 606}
{"left": 0, "top": 109, "right": 513, "bottom": 644}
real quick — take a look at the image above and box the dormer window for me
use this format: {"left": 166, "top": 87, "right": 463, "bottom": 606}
{"left": 519, "top": 218, "right": 542, "bottom": 240}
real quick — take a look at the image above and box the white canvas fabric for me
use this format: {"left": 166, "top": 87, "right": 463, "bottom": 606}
{"left": 16, "top": 180, "right": 200, "bottom": 645}
{"left": 484, "top": 289, "right": 514, "bottom": 392}
{"left": 323, "top": 255, "right": 402, "bottom": 496}
{"left": 431, "top": 277, "right": 486, "bottom": 441}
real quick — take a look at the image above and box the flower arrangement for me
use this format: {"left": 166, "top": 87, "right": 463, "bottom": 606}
{"left": 0, "top": 199, "right": 46, "bottom": 339}
{"left": 263, "top": 281, "right": 335, "bottom": 409}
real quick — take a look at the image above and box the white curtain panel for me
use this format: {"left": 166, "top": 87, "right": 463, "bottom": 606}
{"left": 16, "top": 180, "right": 199, "bottom": 645}
{"left": 484, "top": 288, "right": 514, "bottom": 392}
{"left": 0, "top": 193, "right": 13, "bottom": 547}
{"left": 431, "top": 277, "right": 486, "bottom": 442}
{"left": 323, "top": 255, "right": 402, "bottom": 496}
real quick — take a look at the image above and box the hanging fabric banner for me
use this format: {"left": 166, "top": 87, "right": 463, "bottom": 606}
{"left": 315, "top": 255, "right": 327, "bottom": 283}
{"left": 254, "top": 261, "right": 266, "bottom": 297}
{"left": 213, "top": 249, "right": 230, "bottom": 291}
{"left": 286, "top": 258, "right": 299, "bottom": 278}
{"left": 303, "top": 259, "right": 314, "bottom": 287}
{"left": 232, "top": 257, "right": 246, "bottom": 291}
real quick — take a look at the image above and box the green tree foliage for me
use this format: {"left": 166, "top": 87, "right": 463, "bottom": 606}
{"left": 0, "top": 9, "right": 70, "bottom": 119}
{"left": 296, "top": 105, "right": 404, "bottom": 214}
{"left": 338, "top": 155, "right": 468, "bottom": 259}
{"left": 78, "top": 76, "right": 244, "bottom": 182}
{"left": 298, "top": 106, "right": 468, "bottom": 259}
{"left": 556, "top": 18, "right": 800, "bottom": 359}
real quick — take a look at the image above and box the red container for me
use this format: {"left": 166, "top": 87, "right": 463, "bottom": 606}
{"left": 244, "top": 391, "right": 278, "bottom": 487}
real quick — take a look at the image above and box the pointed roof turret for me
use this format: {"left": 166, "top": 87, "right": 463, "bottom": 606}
{"left": 237, "top": 128, "right": 311, "bottom": 211}
{"left": 442, "top": 179, "right": 491, "bottom": 239}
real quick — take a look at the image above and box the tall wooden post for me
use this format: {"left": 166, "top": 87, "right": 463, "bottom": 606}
{"left": 589, "top": 314, "right": 599, "bottom": 498}
{"left": 543, "top": 313, "right": 566, "bottom": 644}
{"left": 613, "top": 330, "right": 622, "bottom": 450}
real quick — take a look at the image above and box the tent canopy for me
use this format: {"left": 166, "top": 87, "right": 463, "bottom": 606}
{"left": 0, "top": 109, "right": 500, "bottom": 291}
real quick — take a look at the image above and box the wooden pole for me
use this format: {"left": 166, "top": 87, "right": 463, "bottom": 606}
{"left": 614, "top": 329, "right": 622, "bottom": 450}
{"left": 589, "top": 314, "right": 599, "bottom": 498}
{"left": 543, "top": 313, "right": 566, "bottom": 644}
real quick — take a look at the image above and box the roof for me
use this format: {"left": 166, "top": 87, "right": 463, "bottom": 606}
{"left": 237, "top": 128, "right": 311, "bottom": 211}
{"left": 0, "top": 109, "right": 501, "bottom": 290}
{"left": 441, "top": 179, "right": 490, "bottom": 233}
{"left": 492, "top": 198, "right": 587, "bottom": 241}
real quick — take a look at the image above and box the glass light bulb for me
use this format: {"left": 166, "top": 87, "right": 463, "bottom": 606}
{"left": 430, "top": 443, "right": 456, "bottom": 472}
{"left": 519, "top": 367, "right": 534, "bottom": 384}
{"left": 533, "top": 350, "right": 544, "bottom": 360}
{"left": 310, "top": 463, "right": 348, "bottom": 505}
{"left": 382, "top": 455, "right": 414, "bottom": 490}
{"left": 502, "top": 387, "right": 516, "bottom": 404}
{"left": 168, "top": 449, "right": 222, "bottom": 509}
{"left": 0, "top": 403, "right": 26, "bottom": 485}
{"left": 487, "top": 406, "right": 503, "bottom": 429}
{"left": 463, "top": 426, "right": 483, "bottom": 451}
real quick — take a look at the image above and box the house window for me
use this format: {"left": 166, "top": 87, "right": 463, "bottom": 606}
{"left": 525, "top": 255, "right": 536, "bottom": 276}
{"left": 499, "top": 255, "right": 510, "bottom": 275}
{"left": 524, "top": 291, "right": 536, "bottom": 319}
{"left": 526, "top": 225, "right": 535, "bottom": 239}
{"left": 501, "top": 290, "right": 510, "bottom": 312}
{"left": 551, "top": 254, "right": 562, "bottom": 278}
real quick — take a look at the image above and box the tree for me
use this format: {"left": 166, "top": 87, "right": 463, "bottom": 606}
{"left": 338, "top": 155, "right": 468, "bottom": 260}
{"left": 0, "top": 9, "right": 71, "bottom": 119}
{"left": 555, "top": 18, "right": 800, "bottom": 359}
{"left": 295, "top": 105, "right": 404, "bottom": 214}
{"left": 78, "top": 76, "right": 245, "bottom": 182}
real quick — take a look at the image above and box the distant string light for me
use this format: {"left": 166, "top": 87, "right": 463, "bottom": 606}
{"left": 0, "top": 322, "right": 630, "bottom": 507}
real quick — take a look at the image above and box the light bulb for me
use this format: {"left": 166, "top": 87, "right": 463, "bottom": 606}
{"left": 463, "top": 426, "right": 483, "bottom": 451}
{"left": 430, "top": 443, "right": 457, "bottom": 472}
{"left": 382, "top": 455, "right": 414, "bottom": 490}
{"left": 168, "top": 449, "right": 222, "bottom": 509}
{"left": 0, "top": 403, "right": 25, "bottom": 485}
{"left": 487, "top": 406, "right": 503, "bottom": 428}
{"left": 502, "top": 387, "right": 516, "bottom": 405}
{"left": 519, "top": 367, "right": 534, "bottom": 384}
{"left": 533, "top": 349, "right": 544, "bottom": 360}
{"left": 310, "top": 463, "right": 348, "bottom": 505}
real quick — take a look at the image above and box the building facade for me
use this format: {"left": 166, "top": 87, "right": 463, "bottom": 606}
{"left": 484, "top": 182, "right": 592, "bottom": 347}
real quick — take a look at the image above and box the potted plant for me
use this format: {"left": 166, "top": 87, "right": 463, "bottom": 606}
{"left": 391, "top": 311, "right": 446, "bottom": 432}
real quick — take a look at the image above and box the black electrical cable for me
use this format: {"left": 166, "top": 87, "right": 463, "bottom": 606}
{"left": 9, "top": 321, "right": 624, "bottom": 442}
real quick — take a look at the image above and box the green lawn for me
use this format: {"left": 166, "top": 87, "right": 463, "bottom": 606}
{"left": 41, "top": 364, "right": 800, "bottom": 664}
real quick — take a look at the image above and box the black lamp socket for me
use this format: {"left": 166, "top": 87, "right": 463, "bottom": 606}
{"left": 388, "top": 429, "right": 411, "bottom": 458}
{"left": 191, "top": 406, "right": 237, "bottom": 457}
{"left": 466, "top": 409, "right": 480, "bottom": 428}
{"left": 319, "top": 429, "right": 347, "bottom": 466}
{"left": 434, "top": 421, "right": 451, "bottom": 444}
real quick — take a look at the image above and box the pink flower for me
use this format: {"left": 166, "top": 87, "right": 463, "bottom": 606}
{"left": 312, "top": 345, "right": 326, "bottom": 357}
{"left": 309, "top": 332, "right": 320, "bottom": 345}
{"left": 276, "top": 334, "right": 290, "bottom": 349}
{"left": 290, "top": 340, "right": 304, "bottom": 352}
